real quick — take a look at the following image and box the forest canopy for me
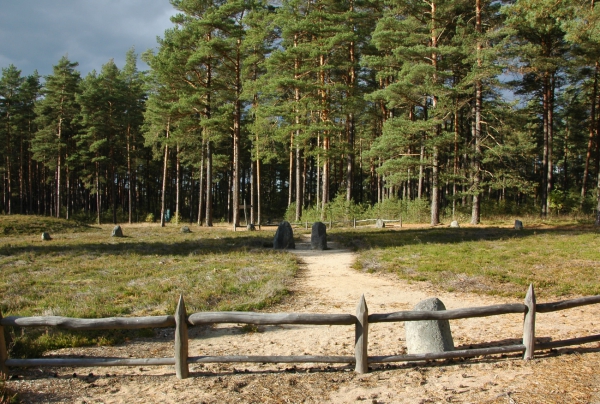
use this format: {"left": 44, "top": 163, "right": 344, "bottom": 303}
{"left": 1, "top": 0, "right": 599, "bottom": 226}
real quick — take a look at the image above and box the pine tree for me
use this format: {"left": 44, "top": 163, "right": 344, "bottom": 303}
{"left": 0, "top": 65, "right": 25, "bottom": 214}
{"left": 32, "top": 56, "right": 81, "bottom": 218}
{"left": 503, "top": 0, "right": 570, "bottom": 216}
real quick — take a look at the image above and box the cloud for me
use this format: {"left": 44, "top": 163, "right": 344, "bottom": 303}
{"left": 0, "top": 0, "right": 176, "bottom": 77}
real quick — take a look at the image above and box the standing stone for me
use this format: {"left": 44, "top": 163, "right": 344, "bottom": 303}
{"left": 311, "top": 222, "right": 327, "bottom": 250}
{"left": 375, "top": 219, "right": 385, "bottom": 228}
{"left": 273, "top": 221, "right": 295, "bottom": 250}
{"left": 111, "top": 225, "right": 124, "bottom": 237}
{"left": 41, "top": 232, "right": 51, "bottom": 241}
{"left": 514, "top": 220, "right": 523, "bottom": 230}
{"left": 180, "top": 226, "right": 191, "bottom": 233}
{"left": 247, "top": 223, "right": 256, "bottom": 231}
{"left": 405, "top": 297, "right": 454, "bottom": 354}
{"left": 450, "top": 220, "right": 459, "bottom": 228}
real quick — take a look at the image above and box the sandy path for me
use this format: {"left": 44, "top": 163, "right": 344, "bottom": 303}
{"left": 6, "top": 237, "right": 600, "bottom": 403}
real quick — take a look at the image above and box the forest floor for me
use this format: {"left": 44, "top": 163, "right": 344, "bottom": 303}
{"left": 5, "top": 231, "right": 600, "bottom": 403}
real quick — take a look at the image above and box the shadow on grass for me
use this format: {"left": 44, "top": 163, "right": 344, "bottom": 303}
{"left": 0, "top": 234, "right": 278, "bottom": 258}
{"left": 332, "top": 225, "right": 600, "bottom": 251}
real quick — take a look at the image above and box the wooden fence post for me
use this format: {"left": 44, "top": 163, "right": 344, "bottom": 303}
{"left": 355, "top": 295, "right": 369, "bottom": 373}
{"left": 353, "top": 218, "right": 356, "bottom": 228}
{"left": 0, "top": 310, "right": 8, "bottom": 379}
{"left": 523, "top": 284, "right": 536, "bottom": 360}
{"left": 175, "top": 295, "right": 189, "bottom": 379}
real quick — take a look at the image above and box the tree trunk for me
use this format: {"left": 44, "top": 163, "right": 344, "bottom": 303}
{"left": 232, "top": 38, "right": 242, "bottom": 228}
{"left": 198, "top": 139, "right": 205, "bottom": 226}
{"left": 127, "top": 123, "right": 133, "bottom": 224}
{"left": 205, "top": 138, "right": 213, "bottom": 226}
{"left": 581, "top": 63, "right": 598, "bottom": 208}
{"left": 471, "top": 0, "right": 483, "bottom": 225}
{"left": 430, "top": 0, "right": 440, "bottom": 226}
{"left": 176, "top": 143, "right": 181, "bottom": 224}
{"left": 160, "top": 120, "right": 170, "bottom": 227}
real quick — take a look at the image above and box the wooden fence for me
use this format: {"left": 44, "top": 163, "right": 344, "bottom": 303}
{"left": 288, "top": 218, "right": 402, "bottom": 230}
{"left": 2, "top": 285, "right": 600, "bottom": 379}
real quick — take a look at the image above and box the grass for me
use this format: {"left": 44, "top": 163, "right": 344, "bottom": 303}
{"left": 0, "top": 215, "right": 91, "bottom": 236}
{"left": 332, "top": 220, "right": 600, "bottom": 299}
{"left": 0, "top": 379, "right": 18, "bottom": 404}
{"left": 0, "top": 216, "right": 298, "bottom": 358}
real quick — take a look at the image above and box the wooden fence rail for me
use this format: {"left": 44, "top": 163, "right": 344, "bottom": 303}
{"left": 1, "top": 285, "right": 600, "bottom": 379}
{"left": 286, "top": 218, "right": 403, "bottom": 230}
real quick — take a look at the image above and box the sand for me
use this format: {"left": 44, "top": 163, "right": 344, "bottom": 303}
{"left": 6, "top": 236, "right": 600, "bottom": 403}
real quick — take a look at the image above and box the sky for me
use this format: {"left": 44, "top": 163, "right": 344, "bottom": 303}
{"left": 0, "top": 0, "right": 177, "bottom": 78}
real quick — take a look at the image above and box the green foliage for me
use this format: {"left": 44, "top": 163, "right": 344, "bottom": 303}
{"left": 363, "top": 198, "right": 430, "bottom": 224}
{"left": 145, "top": 213, "right": 155, "bottom": 223}
{"left": 284, "top": 203, "right": 297, "bottom": 223}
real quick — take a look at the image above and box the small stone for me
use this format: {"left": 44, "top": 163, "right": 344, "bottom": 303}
{"left": 41, "top": 232, "right": 51, "bottom": 241}
{"left": 311, "top": 222, "right": 327, "bottom": 250}
{"left": 450, "top": 220, "right": 459, "bottom": 228}
{"left": 111, "top": 225, "right": 123, "bottom": 237}
{"left": 514, "top": 220, "right": 523, "bottom": 230}
{"left": 375, "top": 219, "right": 385, "bottom": 228}
{"left": 180, "top": 226, "right": 191, "bottom": 233}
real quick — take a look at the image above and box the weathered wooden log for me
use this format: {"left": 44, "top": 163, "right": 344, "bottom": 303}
{"left": 523, "top": 284, "right": 536, "bottom": 360}
{"left": 537, "top": 295, "right": 600, "bottom": 313}
{"left": 369, "top": 304, "right": 526, "bottom": 323}
{"left": 188, "top": 312, "right": 356, "bottom": 326}
{"left": 535, "top": 334, "right": 600, "bottom": 350}
{"left": 0, "top": 310, "right": 8, "bottom": 378}
{"left": 370, "top": 344, "right": 526, "bottom": 363}
{"left": 355, "top": 295, "right": 369, "bottom": 373}
{"left": 5, "top": 357, "right": 175, "bottom": 367}
{"left": 1, "top": 315, "right": 176, "bottom": 330}
{"left": 188, "top": 355, "right": 355, "bottom": 364}
{"left": 175, "top": 295, "right": 189, "bottom": 379}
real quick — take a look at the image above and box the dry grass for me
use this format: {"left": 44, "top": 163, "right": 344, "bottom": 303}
{"left": 0, "top": 217, "right": 298, "bottom": 358}
{"left": 333, "top": 222, "right": 600, "bottom": 299}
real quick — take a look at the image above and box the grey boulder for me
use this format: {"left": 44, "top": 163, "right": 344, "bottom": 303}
{"left": 311, "top": 222, "right": 327, "bottom": 250}
{"left": 273, "top": 221, "right": 295, "bottom": 249}
{"left": 405, "top": 297, "right": 454, "bottom": 354}
{"left": 111, "top": 225, "right": 124, "bottom": 237}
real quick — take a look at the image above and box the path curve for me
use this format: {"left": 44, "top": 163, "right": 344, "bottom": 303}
{"left": 7, "top": 237, "right": 600, "bottom": 403}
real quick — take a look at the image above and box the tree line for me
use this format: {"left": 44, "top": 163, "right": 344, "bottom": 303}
{"left": 1, "top": 0, "right": 599, "bottom": 226}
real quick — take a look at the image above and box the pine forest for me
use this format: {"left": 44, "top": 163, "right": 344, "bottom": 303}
{"left": 1, "top": 0, "right": 599, "bottom": 227}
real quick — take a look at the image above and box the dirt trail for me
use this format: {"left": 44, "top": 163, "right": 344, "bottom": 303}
{"left": 6, "top": 237, "right": 600, "bottom": 403}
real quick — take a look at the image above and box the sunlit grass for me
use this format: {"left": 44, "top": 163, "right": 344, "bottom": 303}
{"left": 0, "top": 217, "right": 297, "bottom": 357}
{"left": 332, "top": 221, "right": 600, "bottom": 299}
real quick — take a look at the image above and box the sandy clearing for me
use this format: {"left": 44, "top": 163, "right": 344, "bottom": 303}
{"left": 5, "top": 236, "right": 600, "bottom": 403}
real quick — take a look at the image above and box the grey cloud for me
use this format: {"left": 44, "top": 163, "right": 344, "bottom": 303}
{"left": 0, "top": 0, "right": 175, "bottom": 77}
